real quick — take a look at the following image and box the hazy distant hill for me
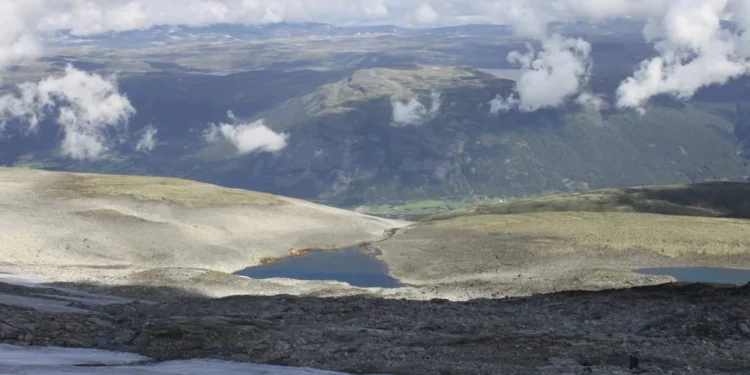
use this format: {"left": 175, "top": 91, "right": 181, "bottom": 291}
{"left": 229, "top": 67, "right": 750, "bottom": 204}
{"left": 4, "top": 64, "right": 748, "bottom": 206}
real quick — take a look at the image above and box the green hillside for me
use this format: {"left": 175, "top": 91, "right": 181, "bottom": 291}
{"left": 424, "top": 181, "right": 750, "bottom": 222}
{"left": 7, "top": 66, "right": 750, "bottom": 206}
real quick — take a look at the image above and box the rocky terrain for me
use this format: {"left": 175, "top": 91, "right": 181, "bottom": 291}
{"left": 1, "top": 172, "right": 750, "bottom": 374}
{"left": 2, "top": 278, "right": 750, "bottom": 375}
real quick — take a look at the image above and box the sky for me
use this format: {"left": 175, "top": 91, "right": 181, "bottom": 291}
{"left": 0, "top": 0, "right": 749, "bottom": 159}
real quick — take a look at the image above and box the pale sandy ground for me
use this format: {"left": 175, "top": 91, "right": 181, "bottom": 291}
{"left": 0, "top": 168, "right": 416, "bottom": 299}
{"left": 3, "top": 167, "right": 745, "bottom": 302}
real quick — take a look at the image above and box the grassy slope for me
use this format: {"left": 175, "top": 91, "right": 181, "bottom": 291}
{"left": 424, "top": 181, "right": 750, "bottom": 221}
{"left": 49, "top": 172, "right": 281, "bottom": 208}
{"left": 213, "top": 72, "right": 749, "bottom": 203}
{"left": 0, "top": 167, "right": 406, "bottom": 276}
{"left": 376, "top": 182, "right": 750, "bottom": 287}
{"left": 7, "top": 66, "right": 749, "bottom": 206}
{"left": 466, "top": 103, "right": 748, "bottom": 198}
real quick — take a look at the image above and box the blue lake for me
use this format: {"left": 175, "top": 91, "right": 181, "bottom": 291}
{"left": 635, "top": 267, "right": 750, "bottom": 285}
{"left": 235, "top": 248, "right": 402, "bottom": 288}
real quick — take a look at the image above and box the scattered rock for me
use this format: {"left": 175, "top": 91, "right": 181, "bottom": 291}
{"left": 2, "top": 282, "right": 750, "bottom": 374}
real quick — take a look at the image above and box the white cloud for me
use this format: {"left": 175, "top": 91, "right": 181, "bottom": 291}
{"left": 413, "top": 4, "right": 440, "bottom": 25}
{"left": 506, "top": 1, "right": 548, "bottom": 39}
{"left": 488, "top": 95, "right": 517, "bottom": 114}
{"left": 392, "top": 91, "right": 441, "bottom": 125}
{"left": 485, "top": 0, "right": 750, "bottom": 113}
{"left": 491, "top": 34, "right": 593, "bottom": 113}
{"left": 205, "top": 119, "right": 288, "bottom": 154}
{"left": 616, "top": 0, "right": 750, "bottom": 110}
{"left": 135, "top": 124, "right": 158, "bottom": 152}
{"left": 0, "top": 0, "right": 675, "bottom": 37}
{"left": 0, "top": 1, "right": 45, "bottom": 72}
{"left": 0, "top": 0, "right": 749, "bottom": 127}
{"left": 226, "top": 110, "right": 238, "bottom": 122}
{"left": 576, "top": 91, "right": 609, "bottom": 112}
{"left": 0, "top": 65, "right": 135, "bottom": 160}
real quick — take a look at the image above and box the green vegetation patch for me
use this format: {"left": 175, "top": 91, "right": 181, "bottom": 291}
{"left": 259, "top": 257, "right": 283, "bottom": 265}
{"left": 424, "top": 182, "right": 750, "bottom": 222}
{"left": 429, "top": 211, "right": 750, "bottom": 258}
{"left": 51, "top": 172, "right": 282, "bottom": 208}
{"left": 359, "top": 196, "right": 509, "bottom": 218}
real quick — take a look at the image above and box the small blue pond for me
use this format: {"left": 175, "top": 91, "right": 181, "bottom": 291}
{"left": 235, "top": 248, "right": 402, "bottom": 288}
{"left": 635, "top": 267, "right": 750, "bottom": 285}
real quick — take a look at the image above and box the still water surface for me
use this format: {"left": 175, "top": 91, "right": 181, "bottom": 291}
{"left": 236, "top": 248, "right": 402, "bottom": 288}
{"left": 635, "top": 267, "right": 750, "bottom": 285}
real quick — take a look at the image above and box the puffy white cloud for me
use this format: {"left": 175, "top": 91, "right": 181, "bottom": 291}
{"left": 0, "top": 65, "right": 135, "bottom": 160}
{"left": 616, "top": 0, "right": 750, "bottom": 110}
{"left": 135, "top": 125, "right": 158, "bottom": 152}
{"left": 490, "top": 34, "right": 593, "bottom": 113}
{"left": 505, "top": 1, "right": 548, "bottom": 39}
{"left": 486, "top": 0, "right": 750, "bottom": 113}
{"left": 412, "top": 4, "right": 440, "bottom": 25}
{"left": 575, "top": 91, "right": 609, "bottom": 112}
{"left": 392, "top": 91, "right": 441, "bottom": 125}
{"left": 0, "top": 0, "right": 46, "bottom": 71}
{"left": 205, "top": 119, "right": 288, "bottom": 154}
{"left": 0, "top": 0, "right": 749, "bottom": 126}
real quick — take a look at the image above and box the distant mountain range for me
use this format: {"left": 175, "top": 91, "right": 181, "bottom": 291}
{"left": 3, "top": 21, "right": 748, "bottom": 206}
{"left": 3, "top": 65, "right": 749, "bottom": 206}
{"left": 45, "top": 22, "right": 481, "bottom": 49}
{"left": 44, "top": 20, "right": 647, "bottom": 49}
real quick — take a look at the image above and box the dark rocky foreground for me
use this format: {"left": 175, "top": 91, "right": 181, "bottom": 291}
{"left": 2, "top": 281, "right": 750, "bottom": 375}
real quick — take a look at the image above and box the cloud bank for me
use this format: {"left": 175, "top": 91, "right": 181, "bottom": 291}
{"left": 616, "top": 0, "right": 750, "bottom": 110}
{"left": 205, "top": 117, "right": 288, "bottom": 154}
{"left": 0, "top": 65, "right": 135, "bottom": 159}
{"left": 25, "top": 0, "right": 676, "bottom": 32}
{"left": 0, "top": 0, "right": 748, "bottom": 142}
{"left": 392, "top": 91, "right": 442, "bottom": 126}
{"left": 486, "top": 0, "right": 750, "bottom": 113}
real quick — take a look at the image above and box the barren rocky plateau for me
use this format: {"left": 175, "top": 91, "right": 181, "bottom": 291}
{"left": 2, "top": 280, "right": 750, "bottom": 375}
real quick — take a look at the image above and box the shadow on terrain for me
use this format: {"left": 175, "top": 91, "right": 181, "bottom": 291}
{"left": 425, "top": 181, "right": 750, "bottom": 222}
{"left": 4, "top": 279, "right": 750, "bottom": 374}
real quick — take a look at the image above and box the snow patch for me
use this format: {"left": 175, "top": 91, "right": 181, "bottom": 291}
{"left": 0, "top": 344, "right": 393, "bottom": 374}
{"left": 0, "top": 344, "right": 148, "bottom": 366}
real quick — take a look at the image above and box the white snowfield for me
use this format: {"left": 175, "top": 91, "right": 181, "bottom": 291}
{"left": 0, "top": 273, "right": 139, "bottom": 314}
{"left": 0, "top": 344, "right": 390, "bottom": 375}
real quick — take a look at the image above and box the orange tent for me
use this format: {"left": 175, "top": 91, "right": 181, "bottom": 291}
{"left": 289, "top": 248, "right": 309, "bottom": 256}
